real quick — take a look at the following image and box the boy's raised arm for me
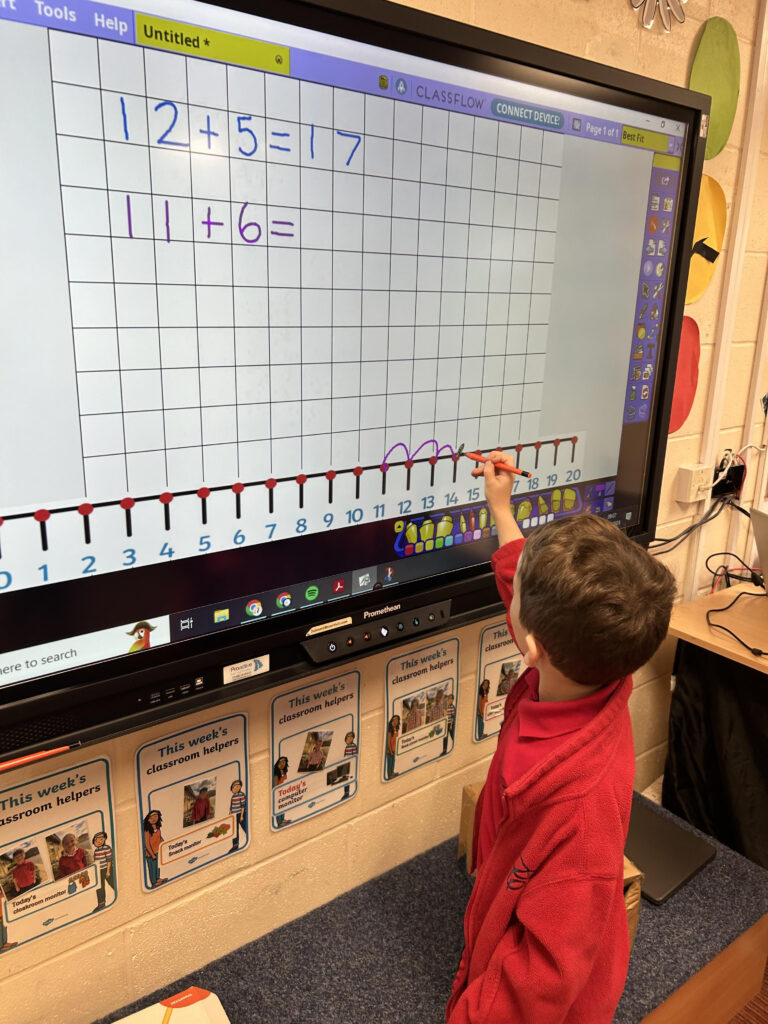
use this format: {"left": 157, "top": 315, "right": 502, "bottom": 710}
{"left": 471, "top": 450, "right": 524, "bottom": 548}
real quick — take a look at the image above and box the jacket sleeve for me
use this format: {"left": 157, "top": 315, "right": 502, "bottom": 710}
{"left": 447, "top": 875, "right": 624, "bottom": 1024}
{"left": 490, "top": 539, "right": 525, "bottom": 638}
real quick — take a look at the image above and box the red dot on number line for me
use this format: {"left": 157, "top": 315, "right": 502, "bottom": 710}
{"left": 515, "top": 445, "right": 523, "bottom": 453}
{"left": 265, "top": 478, "right": 277, "bottom": 490}
{"left": 34, "top": 509, "right": 51, "bottom": 522}
{"left": 159, "top": 492, "right": 173, "bottom": 505}
{"left": 120, "top": 497, "right": 135, "bottom": 510}
{"left": 0, "top": 518, "right": 4, "bottom": 528}
{"left": 405, "top": 460, "right": 414, "bottom": 469}
{"left": 534, "top": 441, "right": 542, "bottom": 450}
{"left": 232, "top": 482, "right": 245, "bottom": 494}
{"left": 429, "top": 456, "right": 438, "bottom": 466}
{"left": 197, "top": 487, "right": 211, "bottom": 499}
{"left": 571, "top": 436, "right": 578, "bottom": 443}
{"left": 78, "top": 503, "right": 94, "bottom": 516}
{"left": 326, "top": 470, "right": 337, "bottom": 481}
{"left": 553, "top": 438, "right": 561, "bottom": 447}
{"left": 353, "top": 466, "right": 363, "bottom": 477}
{"left": 296, "top": 474, "right": 307, "bottom": 485}
{"left": 380, "top": 464, "right": 389, "bottom": 473}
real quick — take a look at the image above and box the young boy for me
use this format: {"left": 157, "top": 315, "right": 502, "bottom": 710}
{"left": 447, "top": 451, "right": 676, "bottom": 1024}
{"left": 11, "top": 849, "right": 38, "bottom": 895}
{"left": 58, "top": 833, "right": 88, "bottom": 877}
{"left": 192, "top": 786, "right": 211, "bottom": 824}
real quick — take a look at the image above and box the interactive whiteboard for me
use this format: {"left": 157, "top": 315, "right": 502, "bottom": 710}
{"left": 0, "top": 0, "right": 705, "bottom": 719}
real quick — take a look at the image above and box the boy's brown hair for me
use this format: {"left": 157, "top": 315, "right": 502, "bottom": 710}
{"left": 515, "top": 513, "right": 676, "bottom": 686}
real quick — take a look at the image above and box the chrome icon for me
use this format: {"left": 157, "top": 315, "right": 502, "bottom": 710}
{"left": 276, "top": 591, "right": 292, "bottom": 609}
{"left": 245, "top": 599, "right": 263, "bottom": 618}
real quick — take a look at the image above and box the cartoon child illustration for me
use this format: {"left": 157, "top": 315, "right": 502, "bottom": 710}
{"left": 385, "top": 715, "right": 400, "bottom": 779}
{"left": 273, "top": 757, "right": 291, "bottom": 828}
{"left": 306, "top": 733, "right": 324, "bottom": 771}
{"left": 477, "top": 679, "right": 491, "bottom": 739}
{"left": 229, "top": 780, "right": 247, "bottom": 851}
{"left": 0, "top": 887, "right": 17, "bottom": 952}
{"left": 342, "top": 731, "right": 357, "bottom": 799}
{"left": 142, "top": 810, "right": 167, "bottom": 888}
{"left": 11, "top": 850, "right": 38, "bottom": 896}
{"left": 192, "top": 786, "right": 211, "bottom": 824}
{"left": 92, "top": 831, "right": 114, "bottom": 910}
{"left": 127, "top": 621, "right": 156, "bottom": 653}
{"left": 58, "top": 833, "right": 87, "bottom": 877}
{"left": 442, "top": 694, "right": 456, "bottom": 756}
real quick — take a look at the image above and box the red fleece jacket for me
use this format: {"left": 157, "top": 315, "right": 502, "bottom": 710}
{"left": 447, "top": 540, "right": 635, "bottom": 1024}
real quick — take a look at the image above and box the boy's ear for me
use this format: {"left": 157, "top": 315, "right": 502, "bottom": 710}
{"left": 522, "top": 633, "right": 544, "bottom": 668}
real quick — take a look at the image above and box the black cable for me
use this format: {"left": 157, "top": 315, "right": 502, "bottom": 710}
{"left": 651, "top": 498, "right": 729, "bottom": 555}
{"left": 705, "top": 550, "right": 762, "bottom": 589}
{"left": 706, "top": 590, "right": 768, "bottom": 656}
{"left": 650, "top": 496, "right": 727, "bottom": 547}
{"left": 705, "top": 550, "right": 754, "bottom": 576}
{"left": 727, "top": 498, "right": 751, "bottom": 519}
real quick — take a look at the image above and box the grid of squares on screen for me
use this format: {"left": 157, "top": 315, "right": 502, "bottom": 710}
{"left": 49, "top": 30, "right": 561, "bottom": 496}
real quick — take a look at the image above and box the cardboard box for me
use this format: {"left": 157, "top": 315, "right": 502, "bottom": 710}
{"left": 116, "top": 987, "right": 231, "bottom": 1024}
{"left": 623, "top": 855, "right": 643, "bottom": 951}
{"left": 457, "top": 779, "right": 484, "bottom": 873}
{"left": 458, "top": 782, "right": 644, "bottom": 951}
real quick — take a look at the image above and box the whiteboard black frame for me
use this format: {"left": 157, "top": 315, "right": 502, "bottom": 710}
{"left": 0, "top": 0, "right": 709, "bottom": 758}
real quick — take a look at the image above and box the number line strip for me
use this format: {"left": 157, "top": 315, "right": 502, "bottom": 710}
{"left": 0, "top": 436, "right": 577, "bottom": 523}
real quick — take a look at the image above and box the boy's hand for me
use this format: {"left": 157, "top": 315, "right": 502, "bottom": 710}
{"left": 471, "top": 449, "right": 513, "bottom": 508}
{"left": 472, "top": 449, "right": 523, "bottom": 546}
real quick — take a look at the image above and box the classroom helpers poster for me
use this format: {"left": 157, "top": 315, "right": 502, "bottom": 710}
{"left": 270, "top": 671, "right": 359, "bottom": 829}
{"left": 384, "top": 638, "right": 459, "bottom": 780}
{"left": 136, "top": 714, "right": 248, "bottom": 891}
{"left": 476, "top": 621, "right": 523, "bottom": 741}
{"left": 0, "top": 758, "right": 116, "bottom": 950}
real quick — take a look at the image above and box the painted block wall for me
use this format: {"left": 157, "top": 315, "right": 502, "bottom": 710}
{"left": 1, "top": 1, "right": 766, "bottom": 1021}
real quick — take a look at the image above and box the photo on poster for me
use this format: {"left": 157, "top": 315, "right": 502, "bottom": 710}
{"left": 476, "top": 622, "right": 523, "bottom": 741}
{"left": 298, "top": 731, "right": 333, "bottom": 773}
{"left": 270, "top": 672, "right": 360, "bottom": 830}
{"left": 384, "top": 639, "right": 459, "bottom": 780}
{"left": 182, "top": 778, "right": 217, "bottom": 828}
{"left": 136, "top": 715, "right": 249, "bottom": 891}
{"left": 0, "top": 758, "right": 117, "bottom": 952}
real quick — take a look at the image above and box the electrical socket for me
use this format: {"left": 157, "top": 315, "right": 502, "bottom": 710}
{"left": 677, "top": 463, "right": 713, "bottom": 503}
{"left": 712, "top": 463, "right": 745, "bottom": 498}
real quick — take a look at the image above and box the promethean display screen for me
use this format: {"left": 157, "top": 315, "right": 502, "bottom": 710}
{"left": 0, "top": 0, "right": 707, "bottom": 752}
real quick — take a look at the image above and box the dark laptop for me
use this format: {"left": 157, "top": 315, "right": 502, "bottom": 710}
{"left": 625, "top": 799, "right": 716, "bottom": 905}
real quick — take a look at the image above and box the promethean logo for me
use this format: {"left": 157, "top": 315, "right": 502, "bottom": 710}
{"left": 363, "top": 604, "right": 401, "bottom": 620}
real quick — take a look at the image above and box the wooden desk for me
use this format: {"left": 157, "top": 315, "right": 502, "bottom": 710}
{"left": 668, "top": 582, "right": 768, "bottom": 673}
{"left": 661, "top": 585, "right": 768, "bottom": 1023}
{"left": 640, "top": 914, "right": 768, "bottom": 1024}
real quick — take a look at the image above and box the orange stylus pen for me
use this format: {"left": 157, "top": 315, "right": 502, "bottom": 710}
{"left": 459, "top": 446, "right": 532, "bottom": 478}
